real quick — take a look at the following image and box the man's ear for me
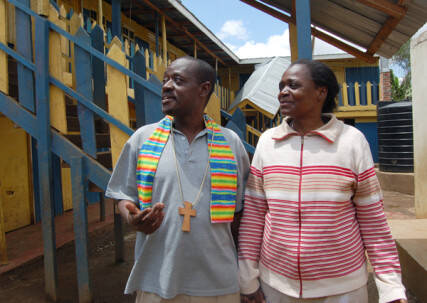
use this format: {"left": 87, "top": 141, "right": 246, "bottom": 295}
{"left": 199, "top": 81, "right": 212, "bottom": 98}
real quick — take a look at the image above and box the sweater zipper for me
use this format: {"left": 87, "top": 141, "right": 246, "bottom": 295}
{"left": 297, "top": 135, "right": 304, "bottom": 297}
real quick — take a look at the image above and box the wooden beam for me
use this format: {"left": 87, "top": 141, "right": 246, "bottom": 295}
{"left": 141, "top": 0, "right": 225, "bottom": 65}
{"left": 194, "top": 40, "right": 197, "bottom": 58}
{"left": 161, "top": 14, "right": 167, "bottom": 63}
{"left": 311, "top": 27, "right": 376, "bottom": 63}
{"left": 289, "top": 0, "right": 298, "bottom": 61}
{"left": 366, "top": 16, "right": 402, "bottom": 55}
{"left": 366, "top": 0, "right": 407, "bottom": 56}
{"left": 240, "top": 0, "right": 294, "bottom": 24}
{"left": 240, "top": 0, "right": 376, "bottom": 63}
{"left": 356, "top": 0, "right": 406, "bottom": 18}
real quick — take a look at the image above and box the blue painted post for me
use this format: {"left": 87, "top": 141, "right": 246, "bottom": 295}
{"left": 90, "top": 25, "right": 106, "bottom": 110}
{"left": 295, "top": 0, "right": 312, "bottom": 60}
{"left": 373, "top": 83, "right": 378, "bottom": 104}
{"left": 74, "top": 28, "right": 97, "bottom": 158}
{"left": 31, "top": 138, "right": 41, "bottom": 223}
{"left": 133, "top": 50, "right": 147, "bottom": 128}
{"left": 52, "top": 153, "right": 64, "bottom": 216}
{"left": 155, "top": 12, "right": 160, "bottom": 57}
{"left": 34, "top": 17, "right": 58, "bottom": 302}
{"left": 112, "top": 0, "right": 121, "bottom": 39}
{"left": 70, "top": 156, "right": 92, "bottom": 303}
{"left": 15, "top": 0, "right": 35, "bottom": 112}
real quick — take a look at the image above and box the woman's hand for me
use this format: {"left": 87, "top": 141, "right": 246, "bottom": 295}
{"left": 389, "top": 300, "right": 407, "bottom": 303}
{"left": 241, "top": 288, "right": 265, "bottom": 303}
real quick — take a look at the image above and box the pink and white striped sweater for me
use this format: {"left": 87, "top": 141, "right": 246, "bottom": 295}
{"left": 238, "top": 115, "right": 406, "bottom": 302}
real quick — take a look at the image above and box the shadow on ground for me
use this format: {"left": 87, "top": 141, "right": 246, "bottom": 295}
{"left": 0, "top": 190, "right": 420, "bottom": 302}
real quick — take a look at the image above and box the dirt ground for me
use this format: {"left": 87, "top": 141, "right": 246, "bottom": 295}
{"left": 0, "top": 191, "right": 420, "bottom": 303}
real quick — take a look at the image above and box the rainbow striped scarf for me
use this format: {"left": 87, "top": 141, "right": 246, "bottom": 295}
{"left": 136, "top": 115, "right": 238, "bottom": 223}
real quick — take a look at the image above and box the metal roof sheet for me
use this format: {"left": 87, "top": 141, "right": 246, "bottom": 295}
{"left": 228, "top": 57, "right": 291, "bottom": 117}
{"left": 257, "top": 0, "right": 427, "bottom": 58}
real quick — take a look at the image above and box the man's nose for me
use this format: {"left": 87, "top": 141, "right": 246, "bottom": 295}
{"left": 162, "top": 79, "right": 173, "bottom": 91}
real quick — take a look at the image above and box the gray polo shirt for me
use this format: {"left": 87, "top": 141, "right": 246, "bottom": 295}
{"left": 105, "top": 120, "right": 250, "bottom": 298}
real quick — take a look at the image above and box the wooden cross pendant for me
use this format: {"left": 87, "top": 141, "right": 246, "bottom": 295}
{"left": 178, "top": 201, "right": 196, "bottom": 232}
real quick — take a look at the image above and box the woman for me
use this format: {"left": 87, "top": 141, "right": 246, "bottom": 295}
{"left": 238, "top": 59, "right": 407, "bottom": 303}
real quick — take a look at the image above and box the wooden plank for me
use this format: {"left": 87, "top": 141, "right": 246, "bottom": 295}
{"left": 355, "top": 82, "right": 360, "bottom": 106}
{"left": 74, "top": 27, "right": 97, "bottom": 158}
{"left": 34, "top": 17, "right": 58, "bottom": 302}
{"left": 91, "top": 24, "right": 106, "bottom": 110}
{"left": 48, "top": 4, "right": 67, "bottom": 133}
{"left": 366, "top": 15, "right": 404, "bottom": 55}
{"left": 0, "top": 0, "right": 8, "bottom": 94}
{"left": 206, "top": 91, "right": 221, "bottom": 124}
{"left": 34, "top": 0, "right": 48, "bottom": 16}
{"left": 70, "top": 156, "right": 92, "bottom": 303}
{"left": 0, "top": 193, "right": 6, "bottom": 264}
{"left": 6, "top": 1, "right": 15, "bottom": 46}
{"left": 61, "top": 166, "right": 73, "bottom": 211}
{"left": 161, "top": 14, "right": 167, "bottom": 64}
{"left": 141, "top": 0, "right": 225, "bottom": 65}
{"left": 366, "top": 81, "right": 372, "bottom": 106}
{"left": 357, "top": 0, "right": 406, "bottom": 19}
{"left": 16, "top": 0, "right": 35, "bottom": 113}
{"left": 106, "top": 38, "right": 130, "bottom": 167}
{"left": 342, "top": 82, "right": 349, "bottom": 107}
{"left": 70, "top": 12, "right": 84, "bottom": 89}
{"left": 155, "top": 12, "right": 159, "bottom": 57}
{"left": 133, "top": 49, "right": 147, "bottom": 128}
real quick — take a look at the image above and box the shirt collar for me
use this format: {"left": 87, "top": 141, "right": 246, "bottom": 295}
{"left": 272, "top": 114, "right": 343, "bottom": 143}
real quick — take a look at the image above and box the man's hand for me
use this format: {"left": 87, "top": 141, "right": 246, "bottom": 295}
{"left": 241, "top": 288, "right": 265, "bottom": 303}
{"left": 390, "top": 300, "right": 407, "bottom": 303}
{"left": 120, "top": 201, "right": 165, "bottom": 234}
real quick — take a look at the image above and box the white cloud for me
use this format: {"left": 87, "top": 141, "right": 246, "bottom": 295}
{"left": 233, "top": 29, "right": 291, "bottom": 58}
{"left": 217, "top": 20, "right": 249, "bottom": 40}
{"left": 228, "top": 29, "right": 345, "bottom": 59}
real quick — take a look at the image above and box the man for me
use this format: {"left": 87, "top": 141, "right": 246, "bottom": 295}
{"left": 106, "top": 56, "right": 249, "bottom": 303}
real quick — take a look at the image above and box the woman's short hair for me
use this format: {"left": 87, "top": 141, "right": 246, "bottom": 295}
{"left": 289, "top": 59, "right": 339, "bottom": 113}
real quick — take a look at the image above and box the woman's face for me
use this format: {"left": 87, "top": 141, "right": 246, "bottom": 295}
{"left": 278, "top": 64, "right": 326, "bottom": 119}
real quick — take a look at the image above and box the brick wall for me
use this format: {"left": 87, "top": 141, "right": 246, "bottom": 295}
{"left": 380, "top": 71, "right": 392, "bottom": 101}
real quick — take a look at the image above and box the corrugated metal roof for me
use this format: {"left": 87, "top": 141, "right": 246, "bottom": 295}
{"left": 228, "top": 57, "right": 291, "bottom": 117}
{"left": 256, "top": 0, "right": 427, "bottom": 58}
{"left": 121, "top": 0, "right": 239, "bottom": 67}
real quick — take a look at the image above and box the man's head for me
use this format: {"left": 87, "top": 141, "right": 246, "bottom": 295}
{"left": 161, "top": 56, "right": 216, "bottom": 118}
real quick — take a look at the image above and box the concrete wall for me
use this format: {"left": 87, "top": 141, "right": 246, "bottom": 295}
{"left": 411, "top": 27, "right": 427, "bottom": 218}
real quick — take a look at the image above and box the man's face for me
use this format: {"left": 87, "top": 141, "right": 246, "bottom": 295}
{"left": 161, "top": 58, "right": 204, "bottom": 117}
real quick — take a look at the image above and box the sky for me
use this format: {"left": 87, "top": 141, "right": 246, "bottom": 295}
{"left": 181, "top": 0, "right": 344, "bottom": 59}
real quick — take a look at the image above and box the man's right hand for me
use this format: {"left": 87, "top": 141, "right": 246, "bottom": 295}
{"left": 240, "top": 288, "right": 265, "bottom": 303}
{"left": 120, "top": 201, "right": 165, "bottom": 234}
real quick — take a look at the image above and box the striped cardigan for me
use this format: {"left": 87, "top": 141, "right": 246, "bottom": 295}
{"left": 238, "top": 115, "right": 406, "bottom": 302}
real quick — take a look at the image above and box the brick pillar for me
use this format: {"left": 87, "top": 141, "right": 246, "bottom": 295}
{"left": 380, "top": 71, "right": 392, "bottom": 101}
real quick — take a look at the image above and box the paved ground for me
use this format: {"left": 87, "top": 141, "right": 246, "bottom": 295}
{"left": 0, "top": 191, "right": 420, "bottom": 302}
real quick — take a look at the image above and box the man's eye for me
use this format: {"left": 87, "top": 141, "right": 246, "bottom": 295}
{"left": 174, "top": 76, "right": 182, "bottom": 83}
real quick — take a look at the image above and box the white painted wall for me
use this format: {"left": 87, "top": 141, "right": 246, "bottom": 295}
{"left": 411, "top": 26, "right": 427, "bottom": 218}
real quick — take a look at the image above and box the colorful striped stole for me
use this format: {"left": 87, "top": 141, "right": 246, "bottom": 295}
{"left": 136, "top": 115, "right": 238, "bottom": 223}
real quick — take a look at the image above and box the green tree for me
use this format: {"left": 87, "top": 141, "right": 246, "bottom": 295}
{"left": 391, "top": 40, "right": 411, "bottom": 100}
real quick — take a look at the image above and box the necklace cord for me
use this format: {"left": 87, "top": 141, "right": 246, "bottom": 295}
{"left": 170, "top": 126, "right": 210, "bottom": 208}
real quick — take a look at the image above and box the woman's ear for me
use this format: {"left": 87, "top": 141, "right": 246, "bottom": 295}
{"left": 317, "top": 86, "right": 328, "bottom": 102}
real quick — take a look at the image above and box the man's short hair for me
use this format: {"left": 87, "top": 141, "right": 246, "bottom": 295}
{"left": 179, "top": 56, "right": 216, "bottom": 103}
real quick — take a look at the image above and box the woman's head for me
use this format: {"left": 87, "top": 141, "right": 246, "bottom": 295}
{"left": 278, "top": 59, "right": 339, "bottom": 118}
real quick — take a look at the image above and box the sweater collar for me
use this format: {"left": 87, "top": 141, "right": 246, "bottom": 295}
{"left": 272, "top": 114, "right": 342, "bottom": 143}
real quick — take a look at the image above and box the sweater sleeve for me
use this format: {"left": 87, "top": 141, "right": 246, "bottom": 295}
{"left": 238, "top": 138, "right": 269, "bottom": 294}
{"left": 352, "top": 136, "right": 406, "bottom": 303}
